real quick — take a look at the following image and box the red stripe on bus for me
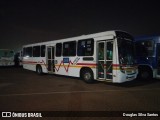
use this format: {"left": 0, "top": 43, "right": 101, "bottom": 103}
{"left": 23, "top": 61, "right": 133, "bottom": 68}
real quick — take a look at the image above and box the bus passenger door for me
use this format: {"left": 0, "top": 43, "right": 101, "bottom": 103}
{"left": 47, "top": 46, "right": 55, "bottom": 73}
{"left": 97, "top": 41, "right": 113, "bottom": 80}
{"left": 157, "top": 43, "right": 160, "bottom": 76}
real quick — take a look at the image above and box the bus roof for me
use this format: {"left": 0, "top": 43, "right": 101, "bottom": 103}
{"left": 22, "top": 30, "right": 130, "bottom": 47}
{"left": 135, "top": 35, "right": 160, "bottom": 42}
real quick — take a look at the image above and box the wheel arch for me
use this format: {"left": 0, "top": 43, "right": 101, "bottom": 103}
{"left": 138, "top": 64, "right": 153, "bottom": 72}
{"left": 36, "top": 64, "right": 42, "bottom": 70}
{"left": 36, "top": 64, "right": 43, "bottom": 74}
{"left": 138, "top": 64, "right": 153, "bottom": 79}
{"left": 80, "top": 67, "right": 94, "bottom": 78}
{"left": 79, "top": 67, "right": 95, "bottom": 83}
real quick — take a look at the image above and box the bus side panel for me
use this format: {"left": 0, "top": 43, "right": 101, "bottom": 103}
{"left": 112, "top": 39, "right": 119, "bottom": 83}
{"left": 23, "top": 57, "right": 48, "bottom": 73}
{"left": 36, "top": 57, "right": 48, "bottom": 73}
{"left": 54, "top": 56, "right": 96, "bottom": 78}
{"left": 23, "top": 57, "right": 34, "bottom": 71}
{"left": 54, "top": 57, "right": 81, "bottom": 77}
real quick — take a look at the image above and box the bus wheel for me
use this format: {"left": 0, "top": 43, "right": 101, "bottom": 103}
{"left": 36, "top": 65, "right": 43, "bottom": 75}
{"left": 138, "top": 68, "right": 152, "bottom": 80}
{"left": 81, "top": 69, "right": 94, "bottom": 83}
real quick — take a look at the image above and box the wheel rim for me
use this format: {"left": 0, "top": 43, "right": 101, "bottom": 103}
{"left": 84, "top": 72, "right": 91, "bottom": 81}
{"left": 37, "top": 67, "right": 41, "bottom": 74}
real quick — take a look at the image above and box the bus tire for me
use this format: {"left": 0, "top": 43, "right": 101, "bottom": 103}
{"left": 81, "top": 68, "right": 94, "bottom": 83}
{"left": 36, "top": 65, "right": 43, "bottom": 75}
{"left": 138, "top": 67, "right": 153, "bottom": 80}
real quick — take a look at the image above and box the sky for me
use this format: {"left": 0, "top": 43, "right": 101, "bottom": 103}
{"left": 0, "top": 0, "right": 160, "bottom": 51}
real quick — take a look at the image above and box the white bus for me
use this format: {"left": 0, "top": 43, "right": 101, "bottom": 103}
{"left": 22, "top": 30, "right": 138, "bottom": 83}
{"left": 0, "top": 49, "right": 15, "bottom": 66}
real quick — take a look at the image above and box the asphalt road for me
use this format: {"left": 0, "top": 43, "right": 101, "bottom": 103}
{"left": 0, "top": 67, "right": 160, "bottom": 120}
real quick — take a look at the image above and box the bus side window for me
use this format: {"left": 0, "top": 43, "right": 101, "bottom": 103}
{"left": 56, "top": 43, "right": 62, "bottom": 57}
{"left": 63, "top": 41, "right": 76, "bottom": 56}
{"left": 25, "top": 47, "right": 32, "bottom": 57}
{"left": 41, "top": 45, "right": 46, "bottom": 57}
{"left": 98, "top": 43, "right": 104, "bottom": 60}
{"left": 77, "top": 39, "right": 94, "bottom": 56}
{"left": 106, "top": 42, "right": 113, "bottom": 60}
{"left": 33, "top": 46, "right": 40, "bottom": 57}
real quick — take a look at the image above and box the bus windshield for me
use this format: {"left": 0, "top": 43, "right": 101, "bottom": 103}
{"left": 118, "top": 38, "right": 134, "bottom": 65}
{"left": 0, "top": 50, "right": 14, "bottom": 57}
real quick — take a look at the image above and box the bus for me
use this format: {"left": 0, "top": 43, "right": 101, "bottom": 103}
{"left": 135, "top": 35, "right": 160, "bottom": 80}
{"left": 22, "top": 30, "right": 138, "bottom": 83}
{"left": 0, "top": 49, "right": 15, "bottom": 66}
